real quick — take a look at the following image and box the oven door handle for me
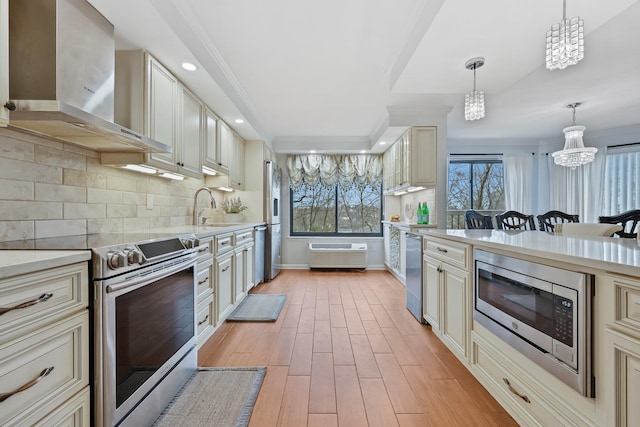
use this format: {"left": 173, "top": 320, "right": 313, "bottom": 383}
{"left": 106, "top": 256, "right": 197, "bottom": 293}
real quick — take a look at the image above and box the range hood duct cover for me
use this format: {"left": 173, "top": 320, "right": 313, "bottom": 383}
{"left": 6, "top": 0, "right": 170, "bottom": 153}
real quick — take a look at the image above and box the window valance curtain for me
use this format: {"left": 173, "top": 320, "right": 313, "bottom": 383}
{"left": 286, "top": 154, "right": 383, "bottom": 189}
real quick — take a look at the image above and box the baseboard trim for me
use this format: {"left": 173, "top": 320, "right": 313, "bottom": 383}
{"left": 280, "top": 264, "right": 387, "bottom": 270}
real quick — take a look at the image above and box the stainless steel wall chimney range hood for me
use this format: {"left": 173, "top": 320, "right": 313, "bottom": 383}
{"left": 5, "top": 0, "right": 170, "bottom": 153}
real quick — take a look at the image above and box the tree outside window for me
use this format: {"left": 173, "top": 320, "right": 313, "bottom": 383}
{"left": 291, "top": 182, "right": 382, "bottom": 236}
{"left": 447, "top": 160, "right": 505, "bottom": 228}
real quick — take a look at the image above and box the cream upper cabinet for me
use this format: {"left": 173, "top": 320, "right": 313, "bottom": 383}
{"left": 383, "top": 126, "right": 437, "bottom": 195}
{"left": 230, "top": 131, "right": 245, "bottom": 190}
{"left": 146, "top": 54, "right": 179, "bottom": 170}
{"left": 382, "top": 149, "right": 394, "bottom": 193}
{"left": 110, "top": 50, "right": 203, "bottom": 178}
{"left": 0, "top": 0, "right": 9, "bottom": 127}
{"left": 206, "top": 126, "right": 245, "bottom": 191}
{"left": 202, "top": 106, "right": 228, "bottom": 174}
{"left": 217, "top": 120, "right": 232, "bottom": 174}
{"left": 410, "top": 126, "right": 437, "bottom": 186}
{"left": 177, "top": 84, "right": 203, "bottom": 178}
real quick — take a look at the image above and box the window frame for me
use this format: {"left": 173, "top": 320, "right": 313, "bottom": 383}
{"left": 447, "top": 156, "right": 505, "bottom": 229}
{"left": 289, "top": 182, "right": 384, "bottom": 237}
{"left": 448, "top": 158, "right": 504, "bottom": 210}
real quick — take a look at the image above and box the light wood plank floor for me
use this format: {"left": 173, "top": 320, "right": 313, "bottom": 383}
{"left": 198, "top": 270, "right": 518, "bottom": 427}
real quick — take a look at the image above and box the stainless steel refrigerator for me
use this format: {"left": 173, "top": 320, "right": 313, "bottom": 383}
{"left": 264, "top": 161, "right": 282, "bottom": 281}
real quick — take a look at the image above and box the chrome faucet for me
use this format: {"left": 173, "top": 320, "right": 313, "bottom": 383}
{"left": 193, "top": 187, "right": 217, "bottom": 225}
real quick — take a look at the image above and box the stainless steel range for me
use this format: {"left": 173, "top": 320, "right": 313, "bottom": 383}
{"left": 92, "top": 234, "right": 199, "bottom": 427}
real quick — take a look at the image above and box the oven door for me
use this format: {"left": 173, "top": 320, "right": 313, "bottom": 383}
{"left": 95, "top": 254, "right": 197, "bottom": 427}
{"left": 475, "top": 260, "right": 578, "bottom": 369}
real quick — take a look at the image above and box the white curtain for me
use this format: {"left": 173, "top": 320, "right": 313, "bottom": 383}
{"left": 286, "top": 154, "right": 383, "bottom": 189}
{"left": 503, "top": 154, "right": 534, "bottom": 213}
{"left": 547, "top": 147, "right": 607, "bottom": 223}
{"left": 602, "top": 148, "right": 640, "bottom": 216}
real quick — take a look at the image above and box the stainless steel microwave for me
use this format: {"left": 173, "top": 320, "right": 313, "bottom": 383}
{"left": 473, "top": 249, "right": 594, "bottom": 397}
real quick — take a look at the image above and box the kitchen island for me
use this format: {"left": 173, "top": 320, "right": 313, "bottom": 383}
{"left": 420, "top": 229, "right": 640, "bottom": 427}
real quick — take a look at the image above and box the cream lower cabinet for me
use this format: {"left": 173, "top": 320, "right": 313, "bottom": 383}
{"left": 422, "top": 236, "right": 471, "bottom": 363}
{"left": 603, "top": 273, "right": 640, "bottom": 427}
{"left": 195, "top": 238, "right": 215, "bottom": 347}
{"left": 215, "top": 250, "right": 234, "bottom": 325}
{"left": 384, "top": 222, "right": 407, "bottom": 284}
{"left": 0, "top": 262, "right": 90, "bottom": 427}
{"left": 233, "top": 229, "right": 255, "bottom": 304}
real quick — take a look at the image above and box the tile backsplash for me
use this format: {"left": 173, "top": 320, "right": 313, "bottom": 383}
{"left": 0, "top": 128, "right": 225, "bottom": 242}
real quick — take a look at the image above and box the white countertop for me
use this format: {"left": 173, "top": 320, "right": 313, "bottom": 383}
{"left": 0, "top": 223, "right": 263, "bottom": 279}
{"left": 422, "top": 229, "right": 640, "bottom": 277}
{"left": 0, "top": 250, "right": 91, "bottom": 279}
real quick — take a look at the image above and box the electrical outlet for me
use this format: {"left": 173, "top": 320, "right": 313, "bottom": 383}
{"left": 146, "top": 194, "right": 153, "bottom": 210}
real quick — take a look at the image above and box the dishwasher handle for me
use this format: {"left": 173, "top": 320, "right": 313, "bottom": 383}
{"left": 407, "top": 233, "right": 422, "bottom": 241}
{"left": 255, "top": 226, "right": 267, "bottom": 231}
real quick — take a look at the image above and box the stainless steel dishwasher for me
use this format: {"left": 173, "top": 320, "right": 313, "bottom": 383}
{"left": 405, "top": 232, "right": 423, "bottom": 323}
{"left": 254, "top": 225, "right": 267, "bottom": 286}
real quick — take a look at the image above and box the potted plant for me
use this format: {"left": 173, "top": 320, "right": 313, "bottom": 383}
{"left": 221, "top": 197, "right": 248, "bottom": 223}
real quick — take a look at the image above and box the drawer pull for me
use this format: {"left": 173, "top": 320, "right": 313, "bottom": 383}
{"left": 503, "top": 378, "right": 531, "bottom": 404}
{"left": 220, "top": 241, "right": 230, "bottom": 246}
{"left": 198, "top": 247, "right": 208, "bottom": 253}
{"left": 436, "top": 246, "right": 448, "bottom": 253}
{"left": 222, "top": 266, "right": 230, "bottom": 272}
{"left": 198, "top": 277, "right": 209, "bottom": 285}
{"left": 0, "top": 293, "right": 53, "bottom": 316}
{"left": 0, "top": 367, "right": 54, "bottom": 403}
{"left": 198, "top": 315, "right": 210, "bottom": 326}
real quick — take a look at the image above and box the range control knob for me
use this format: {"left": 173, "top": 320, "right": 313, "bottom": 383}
{"left": 125, "top": 248, "right": 143, "bottom": 265}
{"left": 107, "top": 251, "right": 127, "bottom": 269}
{"left": 181, "top": 236, "right": 199, "bottom": 249}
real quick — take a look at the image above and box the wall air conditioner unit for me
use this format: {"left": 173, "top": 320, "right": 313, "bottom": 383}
{"left": 308, "top": 243, "right": 367, "bottom": 270}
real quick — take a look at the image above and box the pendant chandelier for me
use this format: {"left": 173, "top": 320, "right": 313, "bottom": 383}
{"left": 552, "top": 103, "right": 597, "bottom": 170}
{"left": 464, "top": 57, "right": 485, "bottom": 121}
{"left": 546, "top": 0, "right": 584, "bottom": 70}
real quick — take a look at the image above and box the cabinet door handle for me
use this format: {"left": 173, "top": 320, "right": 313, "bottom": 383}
{"left": 0, "top": 367, "right": 54, "bottom": 403}
{"left": 0, "top": 293, "right": 53, "bottom": 316}
{"left": 222, "top": 266, "right": 230, "bottom": 272}
{"left": 437, "top": 266, "right": 443, "bottom": 273}
{"left": 198, "top": 315, "right": 210, "bottom": 326}
{"left": 503, "top": 378, "right": 531, "bottom": 404}
{"left": 436, "top": 246, "right": 448, "bottom": 253}
{"left": 198, "top": 277, "right": 209, "bottom": 285}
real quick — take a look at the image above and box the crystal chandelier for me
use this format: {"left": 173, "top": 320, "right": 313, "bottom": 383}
{"left": 464, "top": 57, "right": 485, "bottom": 121}
{"left": 546, "top": 0, "right": 584, "bottom": 70}
{"left": 552, "top": 103, "right": 597, "bottom": 170}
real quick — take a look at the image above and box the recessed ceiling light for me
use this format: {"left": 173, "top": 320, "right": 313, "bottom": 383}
{"left": 379, "top": 141, "right": 386, "bottom": 145}
{"left": 235, "top": 118, "right": 244, "bottom": 124}
{"left": 360, "top": 150, "right": 366, "bottom": 153}
{"left": 310, "top": 150, "right": 316, "bottom": 154}
{"left": 181, "top": 62, "right": 197, "bottom": 71}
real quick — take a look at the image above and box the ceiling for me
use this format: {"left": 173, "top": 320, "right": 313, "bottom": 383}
{"left": 88, "top": 0, "right": 640, "bottom": 153}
